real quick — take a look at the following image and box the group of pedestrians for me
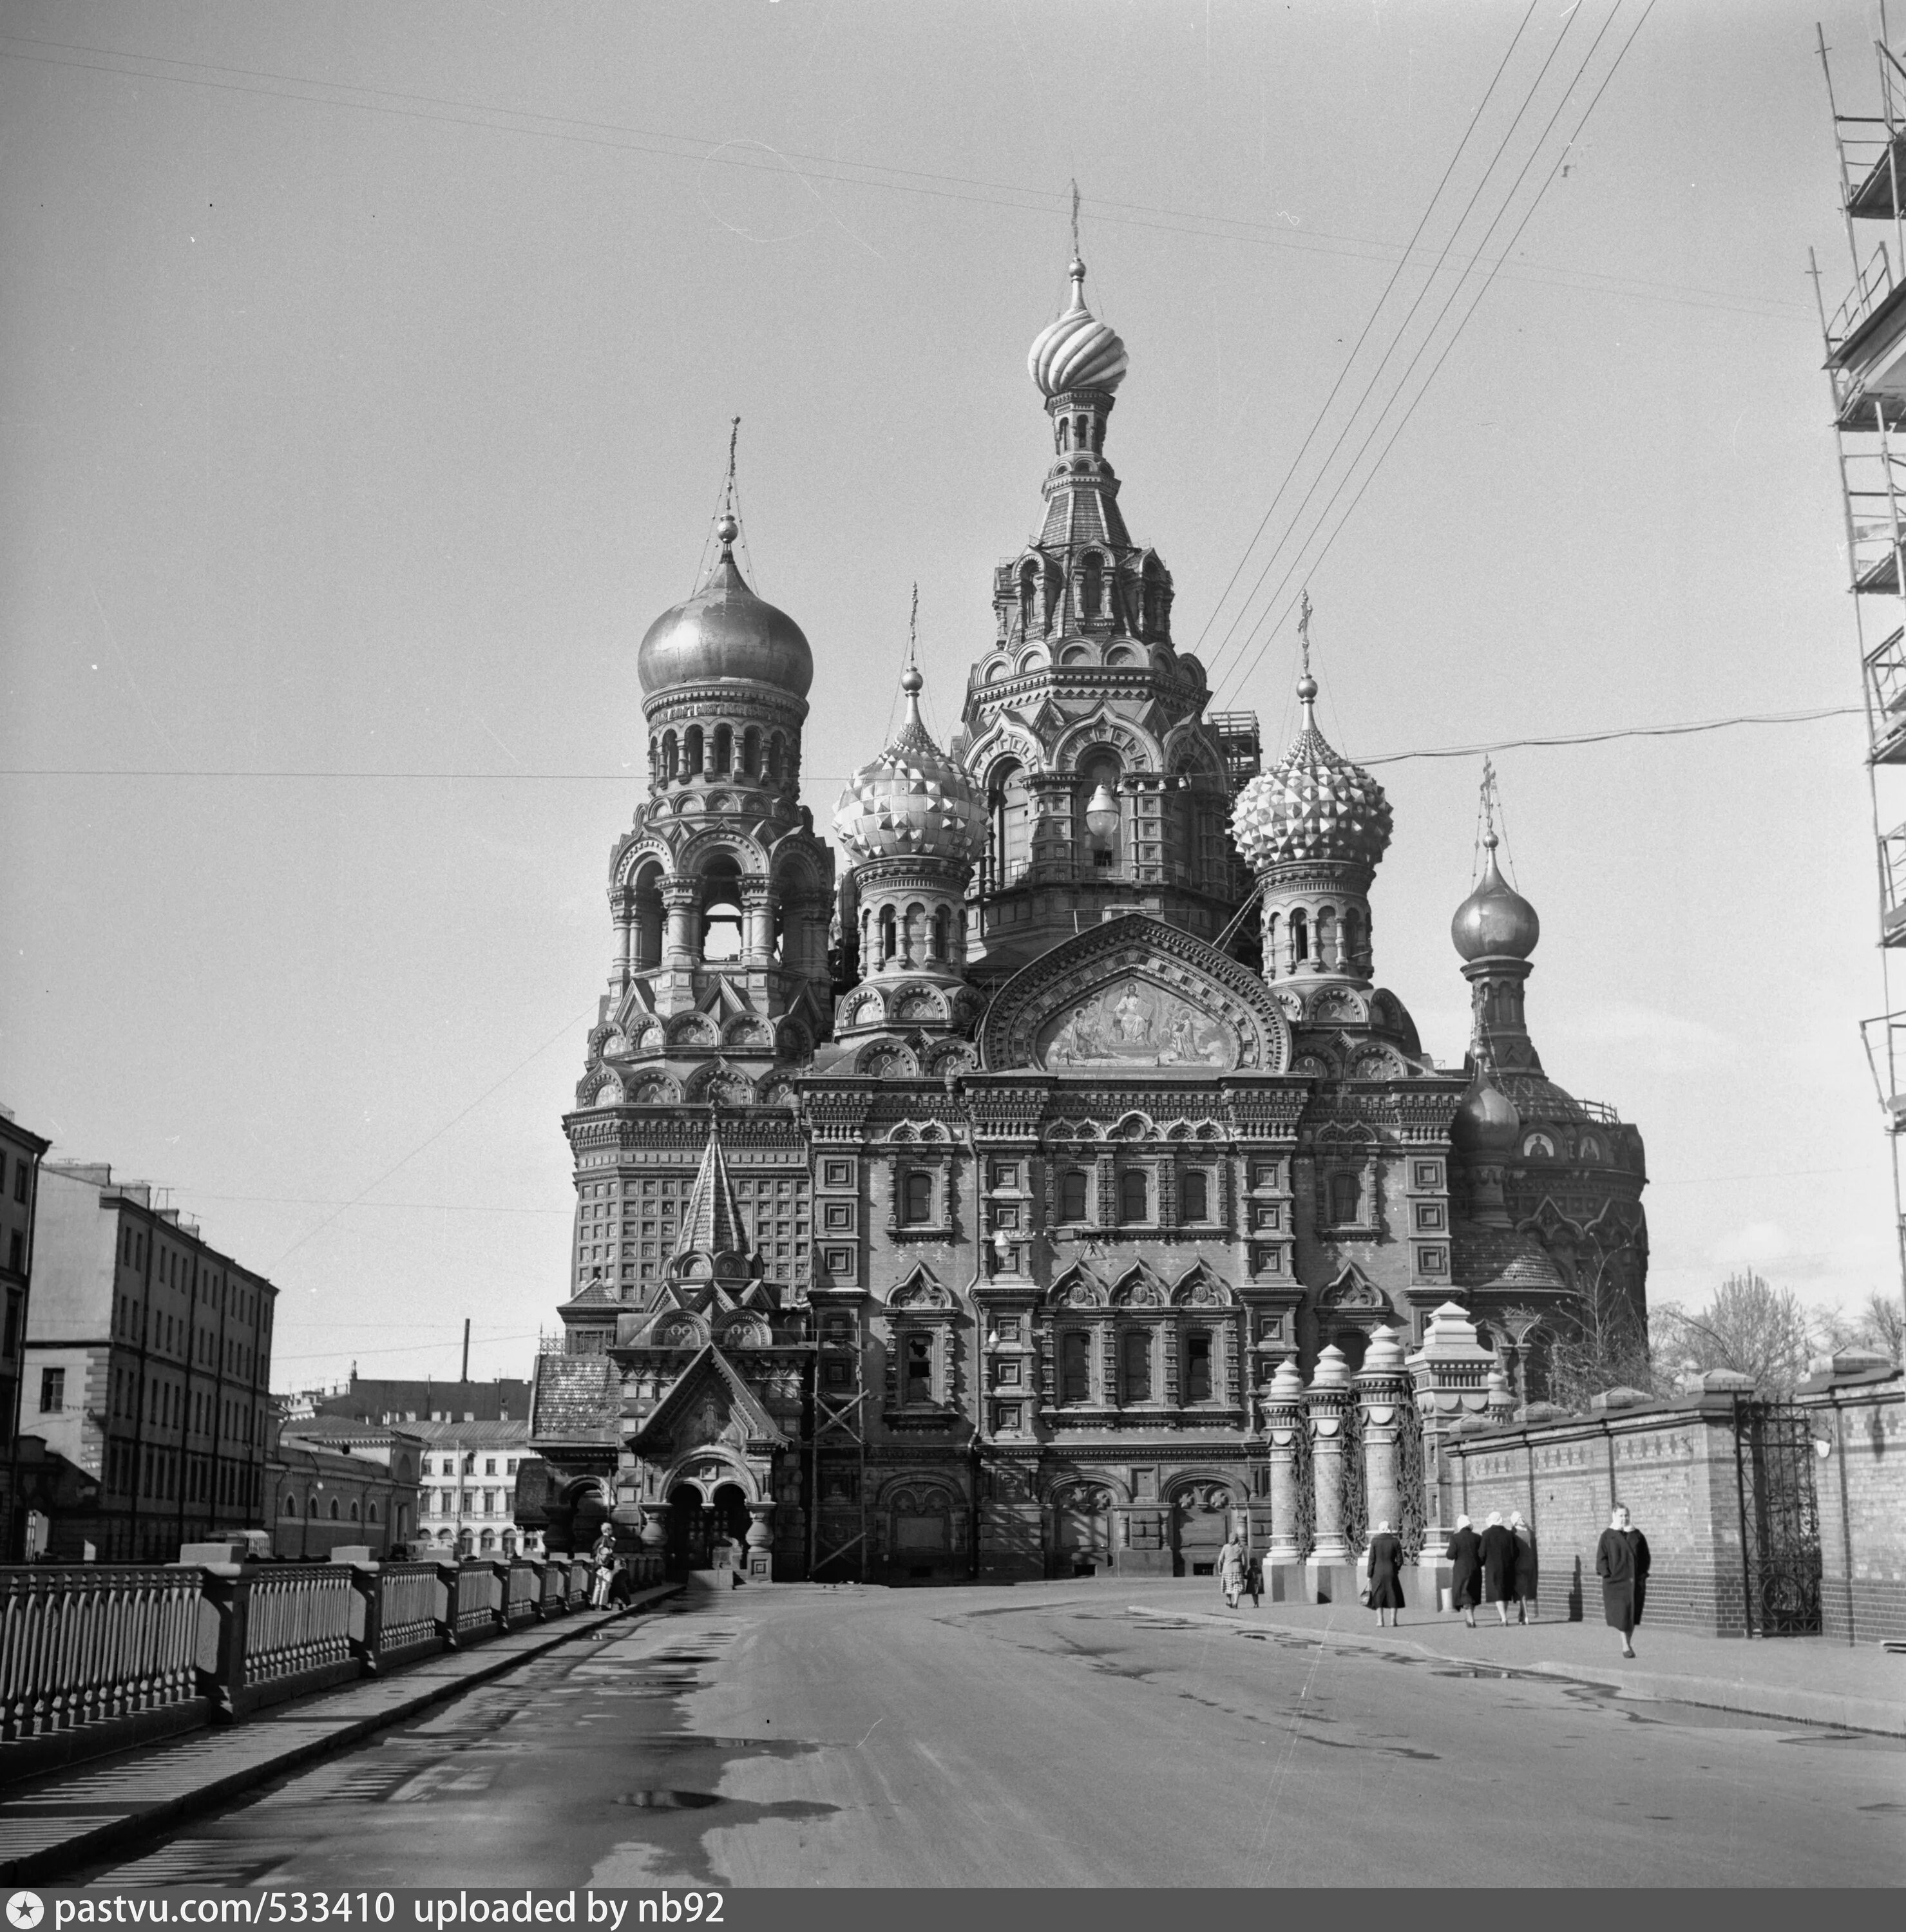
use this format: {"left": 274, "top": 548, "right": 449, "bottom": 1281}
{"left": 1212, "top": 1503, "right": 1653, "bottom": 1656}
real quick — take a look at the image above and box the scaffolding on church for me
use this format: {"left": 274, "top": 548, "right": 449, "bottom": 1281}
{"left": 1818, "top": 12, "right": 1906, "bottom": 1305}
{"left": 806, "top": 1318, "right": 870, "bottom": 1581}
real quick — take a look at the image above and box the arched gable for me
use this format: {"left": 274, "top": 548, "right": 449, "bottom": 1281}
{"left": 979, "top": 914, "right": 1291, "bottom": 1075}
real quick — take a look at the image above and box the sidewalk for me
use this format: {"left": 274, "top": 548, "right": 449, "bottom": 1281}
{"left": 0, "top": 1586, "right": 681, "bottom": 1885}
{"left": 1117, "top": 1581, "right": 1906, "bottom": 1736}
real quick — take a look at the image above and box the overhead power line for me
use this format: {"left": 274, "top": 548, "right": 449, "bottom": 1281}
{"left": 1358, "top": 705, "right": 1860, "bottom": 766}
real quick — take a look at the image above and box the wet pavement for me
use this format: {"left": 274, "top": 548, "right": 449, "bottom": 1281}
{"left": 69, "top": 1584, "right": 1906, "bottom": 1888}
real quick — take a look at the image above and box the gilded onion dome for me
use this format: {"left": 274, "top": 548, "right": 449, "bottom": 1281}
{"left": 637, "top": 515, "right": 814, "bottom": 700}
{"left": 1230, "top": 672, "right": 1393, "bottom": 873}
{"left": 1451, "top": 832, "right": 1540, "bottom": 961}
{"left": 1028, "top": 256, "right": 1129, "bottom": 397}
{"left": 833, "top": 665, "right": 984, "bottom": 863}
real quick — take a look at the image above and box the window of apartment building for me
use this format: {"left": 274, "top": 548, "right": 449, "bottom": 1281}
{"left": 39, "top": 1367, "right": 64, "bottom": 1414}
{"left": 461, "top": 1490, "right": 474, "bottom": 1513}
{"left": 7, "top": 1232, "right": 21, "bottom": 1273}
{"left": 484, "top": 1458, "right": 497, "bottom": 1477}
{"left": 13, "top": 1161, "right": 26, "bottom": 1204}
{"left": 3, "top": 1291, "right": 18, "bottom": 1359}
{"left": 506, "top": 1459, "right": 518, "bottom": 1475}
{"left": 483, "top": 1489, "right": 497, "bottom": 1515}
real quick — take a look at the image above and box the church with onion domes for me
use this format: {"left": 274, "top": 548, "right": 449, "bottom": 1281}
{"left": 529, "top": 253, "right": 1648, "bottom": 1583}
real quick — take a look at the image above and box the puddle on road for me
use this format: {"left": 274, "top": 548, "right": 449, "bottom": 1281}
{"left": 615, "top": 1790, "right": 725, "bottom": 1810}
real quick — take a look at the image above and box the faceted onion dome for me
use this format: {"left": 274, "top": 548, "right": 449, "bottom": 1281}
{"left": 636, "top": 516, "right": 813, "bottom": 699}
{"left": 832, "top": 665, "right": 984, "bottom": 862}
{"left": 1451, "top": 833, "right": 1540, "bottom": 961}
{"left": 1452, "top": 1066, "right": 1521, "bottom": 1156}
{"left": 1028, "top": 256, "right": 1129, "bottom": 397}
{"left": 1230, "top": 673, "right": 1393, "bottom": 871}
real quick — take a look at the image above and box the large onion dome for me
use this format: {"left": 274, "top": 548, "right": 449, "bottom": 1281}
{"left": 1451, "top": 832, "right": 1540, "bottom": 961}
{"left": 833, "top": 665, "right": 984, "bottom": 863}
{"left": 637, "top": 516, "right": 813, "bottom": 700}
{"left": 1230, "top": 672, "right": 1393, "bottom": 872}
{"left": 1028, "top": 256, "right": 1129, "bottom": 397}
{"left": 1452, "top": 1065, "right": 1521, "bottom": 1156}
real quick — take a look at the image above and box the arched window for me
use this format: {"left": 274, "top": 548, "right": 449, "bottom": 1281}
{"left": 699, "top": 857, "right": 743, "bottom": 961}
{"left": 1060, "top": 1170, "right": 1090, "bottom": 1221}
{"left": 904, "top": 1170, "right": 933, "bottom": 1225}
{"left": 1122, "top": 1328, "right": 1152, "bottom": 1403}
{"left": 684, "top": 724, "right": 704, "bottom": 777}
{"left": 989, "top": 760, "right": 1032, "bottom": 886}
{"left": 879, "top": 905, "right": 898, "bottom": 965}
{"left": 1019, "top": 562, "right": 1039, "bottom": 634}
{"left": 1080, "top": 553, "right": 1103, "bottom": 621}
{"left": 1057, "top": 417, "right": 1071, "bottom": 452}
{"left": 933, "top": 905, "right": 952, "bottom": 961}
{"left": 741, "top": 726, "right": 760, "bottom": 777}
{"left": 282, "top": 1494, "right": 296, "bottom": 1517}
{"left": 1265, "top": 911, "right": 1281, "bottom": 973}
{"left": 1078, "top": 751, "right": 1122, "bottom": 870}
{"left": 308, "top": 1495, "right": 319, "bottom": 1517}
{"left": 368, "top": 1501, "right": 379, "bottom": 1524}
{"left": 1342, "top": 905, "right": 1364, "bottom": 969}
{"left": 1060, "top": 1331, "right": 1091, "bottom": 1404}
{"left": 1181, "top": 1170, "right": 1210, "bottom": 1222}
{"left": 329, "top": 1498, "right": 341, "bottom": 1520}
{"left": 1119, "top": 1169, "right": 1148, "bottom": 1224}
{"left": 1290, "top": 909, "right": 1309, "bottom": 967}
{"left": 765, "top": 734, "right": 782, "bottom": 781}
{"left": 349, "top": 1500, "right": 360, "bottom": 1522}
{"left": 712, "top": 724, "right": 732, "bottom": 773}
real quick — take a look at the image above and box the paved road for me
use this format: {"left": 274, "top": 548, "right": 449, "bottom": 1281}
{"left": 76, "top": 1585, "right": 1906, "bottom": 1888}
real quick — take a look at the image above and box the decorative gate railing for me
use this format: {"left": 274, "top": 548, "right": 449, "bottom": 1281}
{"left": 1290, "top": 1417, "right": 1315, "bottom": 1561}
{"left": 1396, "top": 1394, "right": 1427, "bottom": 1563}
{"left": 1731, "top": 1397, "right": 1824, "bottom": 1637}
{"left": 1340, "top": 1401, "right": 1367, "bottom": 1558}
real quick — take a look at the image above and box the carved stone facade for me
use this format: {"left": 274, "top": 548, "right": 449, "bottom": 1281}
{"left": 530, "top": 253, "right": 1649, "bottom": 1582}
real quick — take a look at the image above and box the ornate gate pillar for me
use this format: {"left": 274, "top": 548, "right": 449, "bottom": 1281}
{"left": 744, "top": 1502, "right": 775, "bottom": 1584}
{"left": 1355, "top": 1325, "right": 1411, "bottom": 1549}
{"left": 1262, "top": 1359, "right": 1307, "bottom": 1587}
{"left": 1304, "top": 1345, "right": 1358, "bottom": 1605}
{"left": 1407, "top": 1300, "right": 1497, "bottom": 1609}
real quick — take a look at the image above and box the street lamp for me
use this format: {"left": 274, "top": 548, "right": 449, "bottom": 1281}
{"left": 1084, "top": 782, "right": 1120, "bottom": 864}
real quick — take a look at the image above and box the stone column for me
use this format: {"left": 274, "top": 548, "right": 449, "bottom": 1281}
{"left": 662, "top": 880, "right": 701, "bottom": 965}
{"left": 744, "top": 1502, "right": 774, "bottom": 1584}
{"left": 1263, "top": 1359, "right": 1306, "bottom": 1578}
{"left": 740, "top": 880, "right": 776, "bottom": 966}
{"left": 639, "top": 1503, "right": 669, "bottom": 1561}
{"left": 1027, "top": 773, "right": 1076, "bottom": 879}
{"left": 1304, "top": 1345, "right": 1358, "bottom": 1605}
{"left": 611, "top": 888, "right": 634, "bottom": 992}
{"left": 1407, "top": 1300, "right": 1497, "bottom": 1611}
{"left": 1355, "top": 1325, "right": 1411, "bottom": 1553}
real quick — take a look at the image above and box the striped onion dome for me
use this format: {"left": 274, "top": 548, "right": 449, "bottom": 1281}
{"left": 1230, "top": 672, "right": 1393, "bottom": 873}
{"left": 833, "top": 665, "right": 984, "bottom": 864}
{"left": 1028, "top": 257, "right": 1129, "bottom": 397}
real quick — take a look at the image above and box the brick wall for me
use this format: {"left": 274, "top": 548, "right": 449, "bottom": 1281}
{"left": 1800, "top": 1368, "right": 1905, "bottom": 1645}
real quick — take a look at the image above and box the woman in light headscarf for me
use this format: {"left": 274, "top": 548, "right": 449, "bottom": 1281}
{"left": 1478, "top": 1510, "right": 1517, "bottom": 1625}
{"left": 1596, "top": 1504, "right": 1648, "bottom": 1657}
{"left": 1366, "top": 1518, "right": 1405, "bottom": 1628}
{"left": 1217, "top": 1531, "right": 1246, "bottom": 1611}
{"left": 1509, "top": 1511, "right": 1538, "bottom": 1624}
{"left": 1445, "top": 1513, "right": 1482, "bottom": 1627}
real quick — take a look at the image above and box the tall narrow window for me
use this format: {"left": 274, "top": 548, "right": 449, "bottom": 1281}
{"left": 39, "top": 1367, "right": 64, "bottom": 1414}
{"left": 1181, "top": 1170, "right": 1209, "bottom": 1222}
{"left": 1081, "top": 554, "right": 1103, "bottom": 620}
{"left": 1119, "top": 1169, "right": 1148, "bottom": 1224}
{"left": 1291, "top": 909, "right": 1309, "bottom": 966}
{"left": 1060, "top": 1170, "right": 1090, "bottom": 1222}
{"left": 1329, "top": 1173, "right": 1360, "bottom": 1224}
{"left": 1185, "top": 1333, "right": 1213, "bottom": 1403}
{"left": 880, "top": 906, "right": 898, "bottom": 964}
{"left": 904, "top": 1170, "right": 933, "bottom": 1226}
{"left": 904, "top": 1334, "right": 933, "bottom": 1405}
{"left": 711, "top": 724, "right": 732, "bottom": 773}
{"left": 1061, "top": 1331, "right": 1091, "bottom": 1403}
{"left": 1122, "top": 1329, "right": 1152, "bottom": 1403}
{"left": 933, "top": 905, "right": 952, "bottom": 961}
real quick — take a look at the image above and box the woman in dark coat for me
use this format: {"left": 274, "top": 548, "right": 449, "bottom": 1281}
{"left": 1509, "top": 1511, "right": 1538, "bottom": 1624}
{"left": 1596, "top": 1504, "right": 1645, "bottom": 1656}
{"left": 1366, "top": 1518, "right": 1406, "bottom": 1627}
{"left": 1445, "top": 1514, "right": 1482, "bottom": 1627}
{"left": 1478, "top": 1511, "right": 1517, "bottom": 1625}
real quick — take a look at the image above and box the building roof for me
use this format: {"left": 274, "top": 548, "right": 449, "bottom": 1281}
{"left": 271, "top": 1441, "right": 410, "bottom": 1484}
{"left": 531, "top": 1354, "right": 620, "bottom": 1446}
{"left": 397, "top": 1419, "right": 531, "bottom": 1446}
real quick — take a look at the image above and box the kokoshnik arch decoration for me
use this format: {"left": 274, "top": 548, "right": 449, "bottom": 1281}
{"left": 531, "top": 246, "right": 1650, "bottom": 1586}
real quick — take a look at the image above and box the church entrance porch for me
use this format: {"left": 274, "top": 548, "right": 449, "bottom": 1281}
{"left": 1170, "top": 1480, "right": 1238, "bottom": 1578}
{"left": 1050, "top": 1482, "right": 1114, "bottom": 1578}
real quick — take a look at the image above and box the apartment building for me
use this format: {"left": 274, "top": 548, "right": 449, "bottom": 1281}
{"left": 0, "top": 1103, "right": 51, "bottom": 1558}
{"left": 409, "top": 1419, "right": 538, "bottom": 1555}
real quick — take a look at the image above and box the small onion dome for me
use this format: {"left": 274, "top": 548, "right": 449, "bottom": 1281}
{"left": 1230, "top": 672, "right": 1393, "bottom": 872}
{"left": 1452, "top": 1066, "right": 1521, "bottom": 1157}
{"left": 1028, "top": 256, "right": 1129, "bottom": 397}
{"left": 637, "top": 520, "right": 813, "bottom": 699}
{"left": 832, "top": 664, "right": 984, "bottom": 863}
{"left": 1451, "top": 833, "right": 1539, "bottom": 961}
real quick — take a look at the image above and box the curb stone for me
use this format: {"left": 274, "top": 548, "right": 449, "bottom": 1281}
{"left": 1125, "top": 1604, "right": 1906, "bottom": 1739}
{"left": 0, "top": 1586, "right": 682, "bottom": 1885}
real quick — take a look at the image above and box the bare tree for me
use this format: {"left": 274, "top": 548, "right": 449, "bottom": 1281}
{"left": 1543, "top": 1264, "right": 1663, "bottom": 1413}
{"left": 1655, "top": 1271, "right": 1815, "bottom": 1397}
{"left": 1817, "top": 1291, "right": 1906, "bottom": 1366}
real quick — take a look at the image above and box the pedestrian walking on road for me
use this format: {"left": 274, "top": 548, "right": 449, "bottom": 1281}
{"left": 589, "top": 1526, "right": 616, "bottom": 1609}
{"left": 1509, "top": 1511, "right": 1538, "bottom": 1624}
{"left": 1478, "top": 1510, "right": 1517, "bottom": 1625}
{"left": 1446, "top": 1515, "right": 1482, "bottom": 1627}
{"left": 1596, "top": 1504, "right": 1648, "bottom": 1657}
{"left": 1366, "top": 1518, "right": 1406, "bottom": 1628}
{"left": 1244, "top": 1549, "right": 1264, "bottom": 1609}
{"left": 1218, "top": 1533, "right": 1246, "bottom": 1609}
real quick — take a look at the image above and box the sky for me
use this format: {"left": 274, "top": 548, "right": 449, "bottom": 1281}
{"left": 1, "top": 0, "right": 1899, "bottom": 1393}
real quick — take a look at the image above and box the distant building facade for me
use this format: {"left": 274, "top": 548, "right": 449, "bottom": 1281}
{"left": 272, "top": 1414, "right": 423, "bottom": 1556}
{"left": 26, "top": 1162, "right": 275, "bottom": 1561}
{"left": 410, "top": 1419, "right": 538, "bottom": 1555}
{"left": 1, "top": 1104, "right": 50, "bottom": 1559}
{"left": 531, "top": 254, "right": 1649, "bottom": 1581}
{"left": 283, "top": 1374, "right": 531, "bottom": 1427}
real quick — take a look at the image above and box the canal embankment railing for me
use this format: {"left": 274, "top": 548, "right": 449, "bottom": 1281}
{"left": 0, "top": 1549, "right": 662, "bottom": 1785}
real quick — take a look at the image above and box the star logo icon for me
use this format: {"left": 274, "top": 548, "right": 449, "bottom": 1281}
{"left": 8, "top": 1895, "right": 45, "bottom": 1930}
